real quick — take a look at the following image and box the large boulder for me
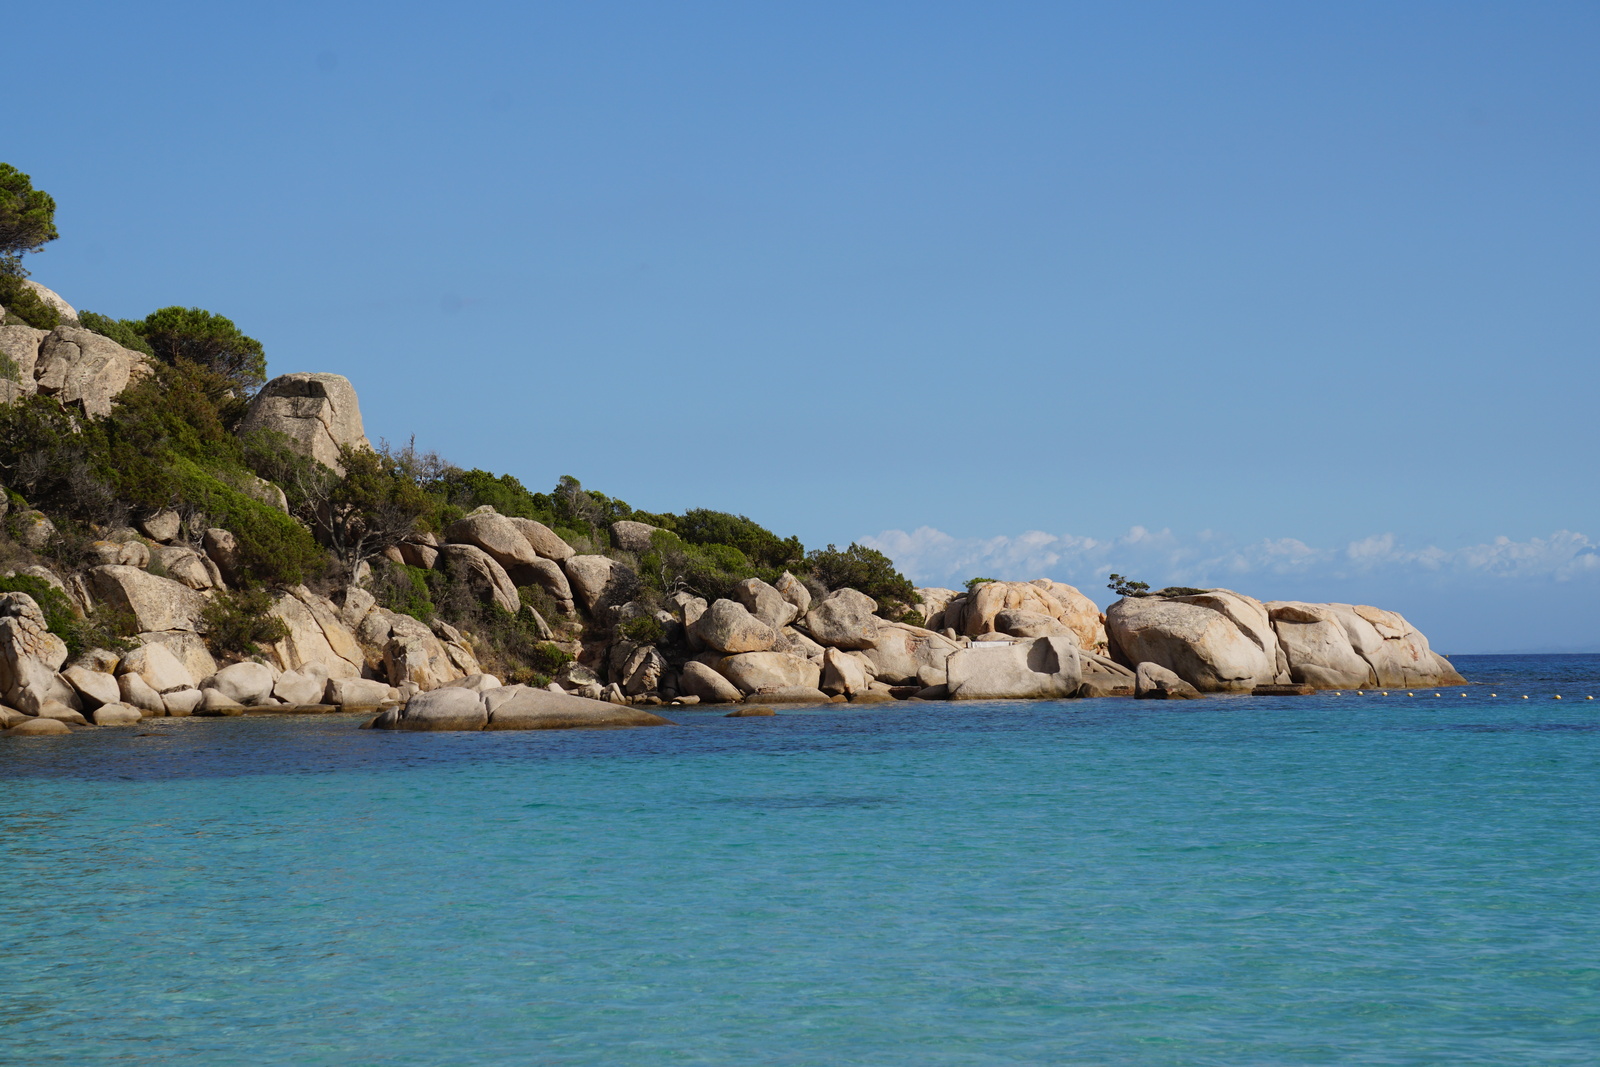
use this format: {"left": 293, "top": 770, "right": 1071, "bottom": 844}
{"left": 1106, "top": 590, "right": 1289, "bottom": 693}
{"left": 692, "top": 599, "right": 778, "bottom": 654}
{"left": 91, "top": 703, "right": 143, "bottom": 726}
{"left": 774, "top": 572, "right": 812, "bottom": 618}
{"left": 993, "top": 609, "right": 1073, "bottom": 639}
{"left": 237, "top": 372, "right": 371, "bottom": 474}
{"left": 0, "top": 592, "right": 76, "bottom": 714}
{"left": 327, "top": 677, "right": 393, "bottom": 707}
{"left": 914, "top": 587, "right": 961, "bottom": 630}
{"left": 202, "top": 528, "right": 243, "bottom": 586}
{"left": 140, "top": 509, "right": 182, "bottom": 543}
{"left": 437, "top": 543, "right": 520, "bottom": 615}
{"left": 801, "top": 589, "right": 880, "bottom": 650}
{"left": 609, "top": 520, "right": 662, "bottom": 553}
{"left": 208, "top": 661, "right": 276, "bottom": 705}
{"left": 485, "top": 687, "right": 674, "bottom": 731}
{"left": 733, "top": 578, "right": 798, "bottom": 629}
{"left": 713, "top": 651, "right": 822, "bottom": 695}
{"left": 372, "top": 610, "right": 477, "bottom": 691}
{"left": 508, "top": 518, "right": 573, "bottom": 562}
{"left": 62, "top": 665, "right": 120, "bottom": 709}
{"left": 2, "top": 717, "right": 70, "bottom": 737}
{"left": 21, "top": 280, "right": 77, "bottom": 322}
{"left": 0, "top": 324, "right": 46, "bottom": 401}
{"left": 863, "top": 621, "right": 959, "bottom": 686}
{"left": 273, "top": 668, "right": 327, "bottom": 706}
{"left": 1078, "top": 649, "right": 1137, "bottom": 697}
{"left": 1135, "top": 661, "right": 1202, "bottom": 700}
{"left": 821, "top": 646, "right": 870, "bottom": 696}
{"left": 88, "top": 566, "right": 207, "bottom": 633}
{"left": 376, "top": 686, "right": 487, "bottom": 731}
{"left": 150, "top": 545, "right": 217, "bottom": 590}
{"left": 12, "top": 509, "right": 55, "bottom": 550}
{"left": 945, "top": 636, "right": 1082, "bottom": 701}
{"left": 446, "top": 511, "right": 542, "bottom": 571}
{"left": 679, "top": 660, "right": 742, "bottom": 703}
{"left": 136, "top": 631, "right": 218, "bottom": 685}
{"left": 507, "top": 557, "right": 573, "bottom": 605}
{"left": 117, "top": 673, "right": 165, "bottom": 715}
{"left": 963, "top": 580, "right": 1107, "bottom": 655}
{"left": 264, "top": 588, "right": 364, "bottom": 679}
{"left": 118, "top": 643, "right": 196, "bottom": 694}
{"left": 1029, "top": 580, "right": 1110, "bottom": 655}
{"left": 32, "top": 326, "right": 153, "bottom": 418}
{"left": 562, "top": 555, "right": 632, "bottom": 614}
{"left": 1267, "top": 601, "right": 1463, "bottom": 688}
{"left": 619, "top": 645, "right": 667, "bottom": 696}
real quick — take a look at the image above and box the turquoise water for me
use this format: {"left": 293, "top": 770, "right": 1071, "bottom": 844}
{"left": 3, "top": 654, "right": 1599, "bottom": 1065}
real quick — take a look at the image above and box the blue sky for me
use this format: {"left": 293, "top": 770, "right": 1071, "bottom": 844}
{"left": 12, "top": 1, "right": 1599, "bottom": 651}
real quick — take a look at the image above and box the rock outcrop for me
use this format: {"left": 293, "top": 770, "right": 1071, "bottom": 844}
{"left": 692, "top": 599, "right": 778, "bottom": 654}
{"left": 88, "top": 566, "right": 208, "bottom": 634}
{"left": 237, "top": 372, "right": 371, "bottom": 473}
{"left": 1267, "top": 601, "right": 1464, "bottom": 689}
{"left": 1134, "top": 661, "right": 1202, "bottom": 699}
{"left": 31, "top": 326, "right": 153, "bottom": 418}
{"left": 0, "top": 593, "right": 76, "bottom": 714}
{"left": 609, "top": 520, "right": 662, "bottom": 553}
{"left": 945, "top": 636, "right": 1082, "bottom": 700}
{"left": 1107, "top": 590, "right": 1289, "bottom": 692}
{"left": 801, "top": 589, "right": 879, "bottom": 650}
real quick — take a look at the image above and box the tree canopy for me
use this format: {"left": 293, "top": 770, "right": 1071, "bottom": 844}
{"left": 0, "top": 164, "right": 58, "bottom": 274}
{"left": 138, "top": 306, "right": 267, "bottom": 397}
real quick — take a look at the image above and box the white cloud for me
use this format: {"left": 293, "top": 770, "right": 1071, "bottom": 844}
{"left": 861, "top": 525, "right": 1600, "bottom": 591}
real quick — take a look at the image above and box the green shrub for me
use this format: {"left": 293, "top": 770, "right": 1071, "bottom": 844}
{"left": 168, "top": 458, "right": 327, "bottom": 586}
{"left": 373, "top": 561, "right": 437, "bottom": 622}
{"left": 0, "top": 575, "right": 135, "bottom": 659}
{"left": 1106, "top": 574, "right": 1150, "bottom": 598}
{"left": 674, "top": 508, "right": 803, "bottom": 569}
{"left": 637, "top": 529, "right": 767, "bottom": 602}
{"left": 0, "top": 271, "right": 59, "bottom": 330}
{"left": 964, "top": 577, "right": 996, "bottom": 593}
{"left": 78, "top": 311, "right": 155, "bottom": 357}
{"left": 202, "top": 589, "right": 290, "bottom": 658}
{"left": 618, "top": 614, "right": 664, "bottom": 645}
{"left": 806, "top": 543, "right": 918, "bottom": 617}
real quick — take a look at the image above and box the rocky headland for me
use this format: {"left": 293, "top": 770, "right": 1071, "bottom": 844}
{"left": 0, "top": 278, "right": 1464, "bottom": 738}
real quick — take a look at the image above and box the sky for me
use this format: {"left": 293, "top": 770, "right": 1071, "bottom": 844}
{"left": 9, "top": 1, "right": 1598, "bottom": 652}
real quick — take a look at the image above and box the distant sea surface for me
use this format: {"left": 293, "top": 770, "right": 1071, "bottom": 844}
{"left": 4, "top": 654, "right": 1598, "bottom": 1066}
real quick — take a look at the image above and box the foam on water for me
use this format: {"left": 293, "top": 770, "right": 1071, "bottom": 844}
{"left": 3, "top": 655, "right": 1598, "bottom": 1065}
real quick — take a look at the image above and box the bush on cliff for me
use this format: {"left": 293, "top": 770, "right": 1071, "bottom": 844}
{"left": 807, "top": 543, "right": 918, "bottom": 618}
{"left": 0, "top": 574, "right": 135, "bottom": 659}
{"left": 673, "top": 509, "right": 803, "bottom": 571}
{"left": 78, "top": 311, "right": 155, "bottom": 357}
{"left": 201, "top": 588, "right": 289, "bottom": 658}
{"left": 0, "top": 272, "right": 59, "bottom": 330}
{"left": 0, "top": 363, "right": 328, "bottom": 587}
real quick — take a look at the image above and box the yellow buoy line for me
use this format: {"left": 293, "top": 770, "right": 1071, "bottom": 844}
{"left": 1329, "top": 690, "right": 1594, "bottom": 699}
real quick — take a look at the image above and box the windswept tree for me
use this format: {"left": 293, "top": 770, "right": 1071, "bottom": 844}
{"left": 0, "top": 164, "right": 57, "bottom": 276}
{"left": 138, "top": 306, "right": 268, "bottom": 397}
{"left": 312, "top": 442, "right": 437, "bottom": 583}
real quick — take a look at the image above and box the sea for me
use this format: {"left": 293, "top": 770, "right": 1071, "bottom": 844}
{"left": 2, "top": 654, "right": 1597, "bottom": 1066}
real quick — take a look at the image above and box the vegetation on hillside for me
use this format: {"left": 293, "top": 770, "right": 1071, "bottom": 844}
{"left": 0, "top": 161, "right": 920, "bottom": 672}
